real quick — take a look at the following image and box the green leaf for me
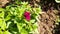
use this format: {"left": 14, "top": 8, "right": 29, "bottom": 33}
{"left": 0, "top": 31, "right": 3, "bottom": 34}
{"left": 20, "top": 29, "right": 28, "bottom": 34}
{"left": 3, "top": 31, "right": 11, "bottom": 34}
{"left": 17, "top": 23, "right": 22, "bottom": 33}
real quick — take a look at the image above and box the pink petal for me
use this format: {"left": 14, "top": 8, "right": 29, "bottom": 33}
{"left": 24, "top": 11, "right": 31, "bottom": 21}
{"left": 26, "top": 16, "right": 30, "bottom": 21}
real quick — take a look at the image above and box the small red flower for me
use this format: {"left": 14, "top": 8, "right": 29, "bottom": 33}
{"left": 24, "top": 11, "right": 31, "bottom": 21}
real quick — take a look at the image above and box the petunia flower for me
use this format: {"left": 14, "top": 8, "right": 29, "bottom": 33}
{"left": 24, "top": 11, "right": 31, "bottom": 21}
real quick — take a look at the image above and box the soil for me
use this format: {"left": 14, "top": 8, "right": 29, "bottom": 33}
{"left": 39, "top": 0, "right": 60, "bottom": 34}
{"left": 37, "top": 10, "right": 59, "bottom": 34}
{"left": 0, "top": 0, "right": 10, "bottom": 7}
